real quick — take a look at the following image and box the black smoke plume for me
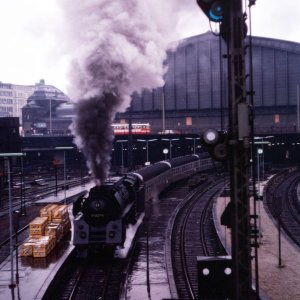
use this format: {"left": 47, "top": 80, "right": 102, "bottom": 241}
{"left": 72, "top": 93, "right": 121, "bottom": 184}
{"left": 60, "top": 1, "right": 183, "bottom": 184}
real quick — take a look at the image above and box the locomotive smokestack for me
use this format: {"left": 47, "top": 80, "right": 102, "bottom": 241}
{"left": 60, "top": 1, "right": 183, "bottom": 184}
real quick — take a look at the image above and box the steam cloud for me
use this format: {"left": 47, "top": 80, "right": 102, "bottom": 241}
{"left": 60, "top": 0, "right": 182, "bottom": 184}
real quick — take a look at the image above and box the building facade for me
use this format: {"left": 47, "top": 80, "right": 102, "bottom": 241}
{"left": 117, "top": 32, "right": 300, "bottom": 135}
{"left": 22, "top": 81, "right": 71, "bottom": 136}
{"left": 0, "top": 82, "right": 36, "bottom": 121}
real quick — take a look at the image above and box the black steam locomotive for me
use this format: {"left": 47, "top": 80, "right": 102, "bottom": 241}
{"left": 72, "top": 154, "right": 216, "bottom": 253}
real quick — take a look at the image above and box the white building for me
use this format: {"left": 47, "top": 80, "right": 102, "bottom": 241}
{"left": 0, "top": 79, "right": 62, "bottom": 126}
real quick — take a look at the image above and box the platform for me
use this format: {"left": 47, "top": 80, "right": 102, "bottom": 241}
{"left": 0, "top": 183, "right": 94, "bottom": 300}
{"left": 213, "top": 178, "right": 300, "bottom": 299}
{"left": 35, "top": 182, "right": 93, "bottom": 204}
{"left": 0, "top": 240, "right": 74, "bottom": 300}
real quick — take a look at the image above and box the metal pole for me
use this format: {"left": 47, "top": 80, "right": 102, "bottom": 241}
{"left": 257, "top": 151, "right": 262, "bottom": 244}
{"left": 297, "top": 84, "right": 300, "bottom": 133}
{"left": 162, "top": 87, "right": 165, "bottom": 133}
{"left": 7, "top": 158, "right": 15, "bottom": 288}
{"left": 257, "top": 151, "right": 260, "bottom": 183}
{"left": 278, "top": 216, "right": 282, "bottom": 267}
{"left": 128, "top": 106, "right": 133, "bottom": 170}
{"left": 55, "top": 164, "right": 58, "bottom": 197}
{"left": 22, "top": 155, "right": 27, "bottom": 215}
{"left": 224, "top": 0, "right": 252, "bottom": 297}
{"left": 277, "top": 196, "right": 284, "bottom": 268}
{"left": 146, "top": 141, "right": 149, "bottom": 163}
{"left": 64, "top": 151, "right": 66, "bottom": 204}
{"left": 14, "top": 211, "right": 20, "bottom": 285}
{"left": 20, "top": 157, "right": 23, "bottom": 209}
{"left": 49, "top": 98, "right": 52, "bottom": 135}
{"left": 193, "top": 138, "right": 196, "bottom": 155}
{"left": 15, "top": 230, "right": 19, "bottom": 285}
{"left": 146, "top": 202, "right": 151, "bottom": 298}
{"left": 121, "top": 143, "right": 124, "bottom": 173}
{"left": 262, "top": 141, "right": 265, "bottom": 180}
{"left": 80, "top": 155, "right": 83, "bottom": 186}
{"left": 20, "top": 155, "right": 25, "bottom": 215}
{"left": 0, "top": 170, "right": 2, "bottom": 206}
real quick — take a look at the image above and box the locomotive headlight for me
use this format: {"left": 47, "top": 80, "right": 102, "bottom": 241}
{"left": 80, "top": 232, "right": 87, "bottom": 239}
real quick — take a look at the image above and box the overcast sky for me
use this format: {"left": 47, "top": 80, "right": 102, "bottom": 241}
{"left": 0, "top": 0, "right": 299, "bottom": 94}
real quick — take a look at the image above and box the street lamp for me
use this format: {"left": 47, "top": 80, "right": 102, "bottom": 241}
{"left": 162, "top": 86, "right": 165, "bottom": 133}
{"left": 254, "top": 136, "right": 273, "bottom": 180}
{"left": 185, "top": 137, "right": 201, "bottom": 155}
{"left": 162, "top": 138, "right": 179, "bottom": 159}
{"left": 49, "top": 98, "right": 52, "bottom": 135}
{"left": 54, "top": 147, "right": 74, "bottom": 204}
{"left": 163, "top": 148, "right": 169, "bottom": 160}
{"left": 116, "top": 140, "right": 128, "bottom": 173}
{"left": 137, "top": 139, "right": 157, "bottom": 165}
{"left": 78, "top": 151, "right": 85, "bottom": 187}
{"left": 0, "top": 152, "right": 23, "bottom": 289}
{"left": 297, "top": 84, "right": 299, "bottom": 132}
{"left": 52, "top": 159, "right": 59, "bottom": 197}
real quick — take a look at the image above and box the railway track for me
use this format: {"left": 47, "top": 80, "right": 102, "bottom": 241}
{"left": 43, "top": 250, "right": 127, "bottom": 300}
{"left": 4, "top": 173, "right": 227, "bottom": 299}
{"left": 0, "top": 224, "right": 30, "bottom": 264}
{"left": 0, "top": 178, "right": 89, "bottom": 217}
{"left": 170, "top": 177, "right": 227, "bottom": 300}
{"left": 62, "top": 255, "right": 111, "bottom": 300}
{"left": 46, "top": 178, "right": 211, "bottom": 300}
{"left": 265, "top": 168, "right": 300, "bottom": 247}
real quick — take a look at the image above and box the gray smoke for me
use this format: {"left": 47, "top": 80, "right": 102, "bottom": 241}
{"left": 60, "top": 0, "right": 184, "bottom": 184}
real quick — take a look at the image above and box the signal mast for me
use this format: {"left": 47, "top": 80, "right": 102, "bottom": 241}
{"left": 196, "top": 0, "right": 258, "bottom": 298}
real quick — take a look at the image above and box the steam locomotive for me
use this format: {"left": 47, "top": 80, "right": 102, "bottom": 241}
{"left": 72, "top": 154, "right": 216, "bottom": 253}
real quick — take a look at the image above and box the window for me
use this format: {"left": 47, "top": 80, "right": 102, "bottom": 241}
{"left": 0, "top": 107, "right": 13, "bottom": 112}
{"left": 186, "top": 117, "right": 192, "bottom": 126}
{"left": 0, "top": 99, "right": 13, "bottom": 104}
{"left": 0, "top": 91, "right": 13, "bottom": 96}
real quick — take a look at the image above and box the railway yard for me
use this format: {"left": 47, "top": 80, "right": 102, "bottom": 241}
{"left": 0, "top": 165, "right": 300, "bottom": 299}
{"left": 2, "top": 0, "right": 300, "bottom": 298}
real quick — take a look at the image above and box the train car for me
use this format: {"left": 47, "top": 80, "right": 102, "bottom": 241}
{"left": 112, "top": 123, "right": 151, "bottom": 135}
{"left": 72, "top": 154, "right": 216, "bottom": 254}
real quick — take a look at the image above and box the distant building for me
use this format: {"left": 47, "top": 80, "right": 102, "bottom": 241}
{"left": 19, "top": 32, "right": 300, "bottom": 135}
{"left": 22, "top": 80, "right": 71, "bottom": 136}
{"left": 0, "top": 79, "right": 68, "bottom": 132}
{"left": 118, "top": 31, "right": 300, "bottom": 135}
{"left": 0, "top": 82, "right": 35, "bottom": 120}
